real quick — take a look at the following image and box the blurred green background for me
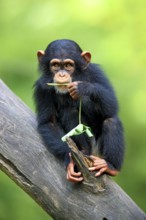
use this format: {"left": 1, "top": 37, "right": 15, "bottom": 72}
{"left": 0, "top": 0, "right": 146, "bottom": 219}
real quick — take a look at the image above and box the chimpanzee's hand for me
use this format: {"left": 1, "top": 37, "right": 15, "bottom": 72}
{"left": 89, "top": 155, "right": 119, "bottom": 176}
{"left": 67, "top": 82, "right": 81, "bottom": 100}
{"left": 68, "top": 81, "right": 92, "bottom": 100}
{"left": 66, "top": 157, "right": 83, "bottom": 182}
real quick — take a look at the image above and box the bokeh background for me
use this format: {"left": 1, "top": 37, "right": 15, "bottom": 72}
{"left": 0, "top": 0, "right": 146, "bottom": 219}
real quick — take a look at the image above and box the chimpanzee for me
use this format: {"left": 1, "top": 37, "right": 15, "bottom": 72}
{"left": 34, "top": 39, "right": 124, "bottom": 183}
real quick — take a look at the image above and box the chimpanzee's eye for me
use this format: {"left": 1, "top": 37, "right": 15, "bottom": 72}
{"left": 53, "top": 63, "right": 60, "bottom": 68}
{"left": 64, "top": 63, "right": 74, "bottom": 70}
{"left": 51, "top": 62, "right": 61, "bottom": 71}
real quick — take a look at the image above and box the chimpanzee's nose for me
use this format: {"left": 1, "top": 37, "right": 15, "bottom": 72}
{"left": 59, "top": 71, "right": 66, "bottom": 77}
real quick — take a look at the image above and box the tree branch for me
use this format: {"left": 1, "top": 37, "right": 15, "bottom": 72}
{"left": 0, "top": 80, "right": 146, "bottom": 220}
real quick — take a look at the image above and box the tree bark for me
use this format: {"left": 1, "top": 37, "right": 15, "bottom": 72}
{"left": 0, "top": 79, "right": 145, "bottom": 220}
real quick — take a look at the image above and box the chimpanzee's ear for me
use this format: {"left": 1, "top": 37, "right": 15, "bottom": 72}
{"left": 37, "top": 50, "right": 45, "bottom": 62}
{"left": 81, "top": 51, "right": 91, "bottom": 64}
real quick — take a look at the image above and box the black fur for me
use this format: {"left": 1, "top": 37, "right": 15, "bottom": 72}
{"left": 34, "top": 39, "right": 124, "bottom": 170}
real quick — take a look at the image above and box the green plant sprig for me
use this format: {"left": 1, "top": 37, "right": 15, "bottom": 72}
{"left": 47, "top": 83, "right": 69, "bottom": 86}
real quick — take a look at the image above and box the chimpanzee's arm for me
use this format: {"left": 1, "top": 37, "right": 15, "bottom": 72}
{"left": 38, "top": 123, "right": 70, "bottom": 164}
{"left": 78, "top": 87, "right": 117, "bottom": 117}
{"left": 100, "top": 116, "right": 124, "bottom": 171}
{"left": 34, "top": 81, "right": 70, "bottom": 165}
{"left": 75, "top": 64, "right": 118, "bottom": 116}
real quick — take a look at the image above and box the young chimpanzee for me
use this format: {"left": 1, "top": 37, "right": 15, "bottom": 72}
{"left": 34, "top": 39, "right": 124, "bottom": 183}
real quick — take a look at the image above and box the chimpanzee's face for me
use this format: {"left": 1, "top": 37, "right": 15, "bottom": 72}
{"left": 50, "top": 58, "right": 75, "bottom": 93}
{"left": 37, "top": 39, "right": 91, "bottom": 94}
